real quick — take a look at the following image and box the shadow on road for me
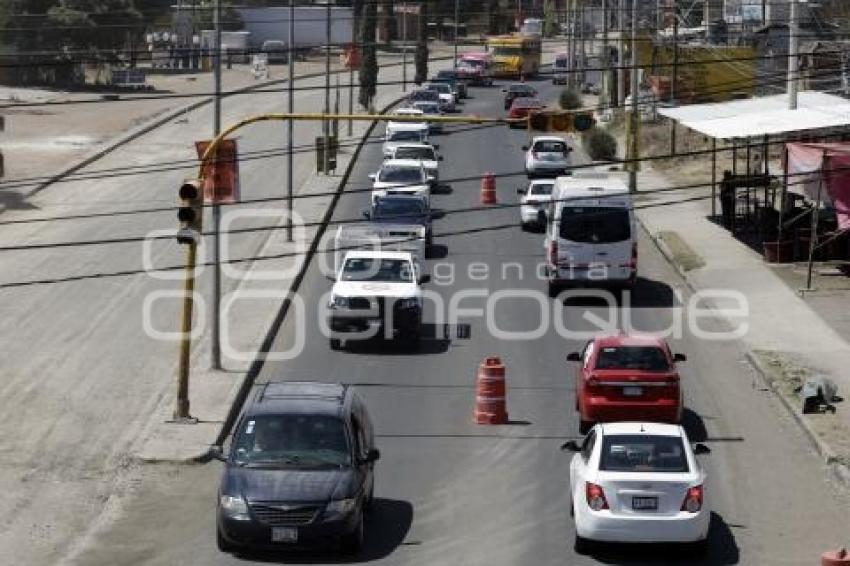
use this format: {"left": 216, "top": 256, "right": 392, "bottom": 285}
{"left": 238, "top": 498, "right": 414, "bottom": 564}
{"left": 342, "top": 323, "right": 451, "bottom": 356}
{"left": 682, "top": 408, "right": 709, "bottom": 443}
{"left": 555, "top": 277, "right": 679, "bottom": 309}
{"left": 583, "top": 512, "right": 740, "bottom": 565}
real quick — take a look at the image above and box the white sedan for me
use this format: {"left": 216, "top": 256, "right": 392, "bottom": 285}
{"left": 562, "top": 422, "right": 711, "bottom": 554}
{"left": 517, "top": 179, "right": 554, "bottom": 229}
{"left": 523, "top": 135, "right": 572, "bottom": 178}
{"left": 369, "top": 159, "right": 432, "bottom": 205}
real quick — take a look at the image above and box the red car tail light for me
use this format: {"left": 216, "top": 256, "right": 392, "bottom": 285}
{"left": 681, "top": 485, "right": 703, "bottom": 513}
{"left": 585, "top": 482, "right": 609, "bottom": 511}
{"left": 548, "top": 240, "right": 558, "bottom": 266}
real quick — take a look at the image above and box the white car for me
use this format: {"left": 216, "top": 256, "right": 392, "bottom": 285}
{"left": 562, "top": 422, "right": 711, "bottom": 553}
{"left": 425, "top": 82, "right": 456, "bottom": 112}
{"left": 383, "top": 115, "right": 429, "bottom": 157}
{"left": 369, "top": 159, "right": 432, "bottom": 205}
{"left": 386, "top": 143, "right": 442, "bottom": 186}
{"left": 524, "top": 136, "right": 572, "bottom": 178}
{"left": 517, "top": 179, "right": 554, "bottom": 229}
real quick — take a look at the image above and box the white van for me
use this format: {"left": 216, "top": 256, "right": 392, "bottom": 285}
{"left": 544, "top": 174, "right": 637, "bottom": 296}
{"left": 552, "top": 52, "right": 569, "bottom": 85}
{"left": 382, "top": 120, "right": 430, "bottom": 157}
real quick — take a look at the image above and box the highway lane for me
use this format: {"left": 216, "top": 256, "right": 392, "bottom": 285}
{"left": 68, "top": 77, "right": 850, "bottom": 565}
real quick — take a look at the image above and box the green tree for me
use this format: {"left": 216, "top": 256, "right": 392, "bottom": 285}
{"left": 358, "top": 0, "right": 378, "bottom": 110}
{"left": 47, "top": 0, "right": 143, "bottom": 54}
{"left": 559, "top": 86, "right": 582, "bottom": 109}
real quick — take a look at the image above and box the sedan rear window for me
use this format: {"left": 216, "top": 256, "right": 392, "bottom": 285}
{"left": 530, "top": 183, "right": 554, "bottom": 195}
{"left": 533, "top": 141, "right": 567, "bottom": 153}
{"left": 388, "top": 130, "right": 425, "bottom": 143}
{"left": 595, "top": 346, "right": 670, "bottom": 371}
{"left": 394, "top": 147, "right": 436, "bottom": 160}
{"left": 600, "top": 435, "right": 689, "bottom": 473}
{"left": 559, "top": 206, "right": 631, "bottom": 243}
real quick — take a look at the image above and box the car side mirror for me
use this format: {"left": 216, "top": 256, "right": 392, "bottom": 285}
{"left": 419, "top": 274, "right": 431, "bottom": 285}
{"left": 517, "top": 188, "right": 525, "bottom": 195}
{"left": 674, "top": 353, "right": 687, "bottom": 362}
{"left": 209, "top": 446, "right": 227, "bottom": 462}
{"left": 366, "top": 448, "right": 380, "bottom": 463}
{"left": 438, "top": 155, "right": 444, "bottom": 161}
{"left": 566, "top": 352, "right": 581, "bottom": 362}
{"left": 362, "top": 210, "right": 371, "bottom": 219}
{"left": 432, "top": 144, "right": 440, "bottom": 150}
{"left": 560, "top": 440, "right": 581, "bottom": 452}
{"left": 521, "top": 145, "right": 529, "bottom": 151}
{"left": 368, "top": 173, "right": 376, "bottom": 180}
{"left": 325, "top": 274, "right": 336, "bottom": 282}
{"left": 567, "top": 146, "right": 574, "bottom": 152}
{"left": 693, "top": 443, "right": 711, "bottom": 455}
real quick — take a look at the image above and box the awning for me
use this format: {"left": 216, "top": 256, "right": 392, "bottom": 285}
{"left": 659, "top": 91, "right": 850, "bottom": 140}
{"left": 786, "top": 142, "right": 850, "bottom": 230}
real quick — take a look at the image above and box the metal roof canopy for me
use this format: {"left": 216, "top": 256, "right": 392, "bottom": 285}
{"left": 658, "top": 91, "right": 850, "bottom": 140}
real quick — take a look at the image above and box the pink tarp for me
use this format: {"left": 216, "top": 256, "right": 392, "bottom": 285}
{"left": 786, "top": 142, "right": 850, "bottom": 231}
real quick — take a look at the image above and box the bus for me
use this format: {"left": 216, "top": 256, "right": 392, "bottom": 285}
{"left": 486, "top": 34, "right": 542, "bottom": 79}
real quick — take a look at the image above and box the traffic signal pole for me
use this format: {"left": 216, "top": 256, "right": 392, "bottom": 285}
{"left": 628, "top": 0, "right": 639, "bottom": 194}
{"left": 211, "top": 0, "right": 223, "bottom": 372}
{"left": 175, "top": 241, "right": 198, "bottom": 421}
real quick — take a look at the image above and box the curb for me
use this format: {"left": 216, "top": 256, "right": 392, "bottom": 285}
{"left": 636, "top": 216, "right": 698, "bottom": 293}
{"left": 745, "top": 351, "right": 850, "bottom": 489}
{"left": 22, "top": 54, "right": 454, "bottom": 201}
{"left": 208, "top": 92, "right": 408, "bottom": 455}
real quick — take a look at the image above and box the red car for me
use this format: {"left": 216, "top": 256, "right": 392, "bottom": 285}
{"left": 508, "top": 97, "right": 544, "bottom": 128}
{"left": 567, "top": 334, "right": 686, "bottom": 434}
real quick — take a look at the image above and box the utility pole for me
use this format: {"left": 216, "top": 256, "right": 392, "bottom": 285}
{"left": 629, "top": 0, "right": 639, "bottom": 193}
{"left": 579, "top": 0, "right": 586, "bottom": 89}
{"left": 402, "top": 10, "right": 408, "bottom": 91}
{"left": 324, "top": 1, "right": 331, "bottom": 174}
{"left": 211, "top": 0, "right": 222, "bottom": 370}
{"left": 670, "top": 1, "right": 678, "bottom": 155}
{"left": 602, "top": 0, "right": 609, "bottom": 106}
{"left": 617, "top": 0, "right": 625, "bottom": 106}
{"left": 569, "top": 0, "right": 577, "bottom": 88}
{"left": 453, "top": 0, "right": 459, "bottom": 69}
{"left": 286, "top": 0, "right": 295, "bottom": 241}
{"left": 788, "top": 0, "right": 799, "bottom": 109}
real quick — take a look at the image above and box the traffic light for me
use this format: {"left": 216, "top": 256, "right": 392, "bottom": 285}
{"left": 526, "top": 110, "right": 596, "bottom": 133}
{"left": 177, "top": 179, "right": 203, "bottom": 244}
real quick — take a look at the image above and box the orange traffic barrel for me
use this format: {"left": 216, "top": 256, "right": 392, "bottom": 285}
{"left": 823, "top": 548, "right": 850, "bottom": 566}
{"left": 474, "top": 356, "right": 508, "bottom": 424}
{"left": 480, "top": 172, "right": 497, "bottom": 205}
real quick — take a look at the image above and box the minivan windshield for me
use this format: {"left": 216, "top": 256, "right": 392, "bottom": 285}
{"left": 599, "top": 435, "right": 689, "bottom": 473}
{"left": 559, "top": 206, "right": 631, "bottom": 243}
{"left": 233, "top": 414, "right": 350, "bottom": 467}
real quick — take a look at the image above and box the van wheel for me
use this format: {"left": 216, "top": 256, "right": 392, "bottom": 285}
{"left": 330, "top": 338, "right": 342, "bottom": 351}
{"left": 340, "top": 513, "right": 364, "bottom": 555}
{"left": 548, "top": 281, "right": 562, "bottom": 299}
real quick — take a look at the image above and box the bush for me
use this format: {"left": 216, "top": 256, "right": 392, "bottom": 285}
{"left": 582, "top": 127, "right": 618, "bottom": 161}
{"left": 559, "top": 87, "right": 582, "bottom": 110}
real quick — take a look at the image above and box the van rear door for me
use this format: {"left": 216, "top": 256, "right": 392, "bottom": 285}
{"left": 556, "top": 203, "right": 633, "bottom": 279}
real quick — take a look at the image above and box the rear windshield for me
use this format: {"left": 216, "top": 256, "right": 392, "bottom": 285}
{"left": 509, "top": 84, "right": 535, "bottom": 93}
{"left": 374, "top": 199, "right": 426, "bottom": 217}
{"left": 600, "top": 435, "right": 689, "bottom": 473}
{"left": 394, "top": 146, "right": 436, "bottom": 160}
{"left": 559, "top": 206, "right": 631, "bottom": 243}
{"left": 530, "top": 183, "right": 554, "bottom": 196}
{"left": 410, "top": 90, "right": 439, "bottom": 101}
{"left": 427, "top": 83, "right": 451, "bottom": 93}
{"left": 555, "top": 56, "right": 568, "bottom": 68}
{"left": 532, "top": 140, "right": 567, "bottom": 153}
{"left": 595, "top": 346, "right": 670, "bottom": 371}
{"left": 388, "top": 130, "right": 425, "bottom": 142}
{"left": 414, "top": 103, "right": 440, "bottom": 114}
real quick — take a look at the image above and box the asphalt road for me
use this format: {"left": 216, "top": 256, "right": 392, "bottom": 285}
{"left": 68, "top": 77, "right": 850, "bottom": 565}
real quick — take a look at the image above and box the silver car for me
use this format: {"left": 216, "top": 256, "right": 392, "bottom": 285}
{"left": 523, "top": 136, "right": 573, "bottom": 178}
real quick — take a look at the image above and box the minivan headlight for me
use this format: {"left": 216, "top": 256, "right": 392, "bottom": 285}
{"left": 220, "top": 495, "right": 250, "bottom": 520}
{"left": 326, "top": 497, "right": 357, "bottom": 516}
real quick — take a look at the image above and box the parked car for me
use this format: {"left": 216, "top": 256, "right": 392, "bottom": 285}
{"left": 431, "top": 69, "right": 468, "bottom": 98}
{"left": 508, "top": 96, "right": 544, "bottom": 126}
{"left": 425, "top": 82, "right": 456, "bottom": 112}
{"left": 562, "top": 422, "right": 710, "bottom": 553}
{"left": 523, "top": 135, "right": 572, "bottom": 177}
{"left": 544, "top": 175, "right": 637, "bottom": 296}
{"left": 369, "top": 159, "right": 432, "bottom": 204}
{"left": 567, "top": 334, "right": 687, "bottom": 433}
{"left": 365, "top": 195, "right": 432, "bottom": 245}
{"left": 385, "top": 143, "right": 442, "bottom": 184}
{"left": 214, "top": 381, "right": 380, "bottom": 554}
{"left": 260, "top": 39, "right": 289, "bottom": 63}
{"left": 411, "top": 101, "right": 444, "bottom": 134}
{"left": 517, "top": 179, "right": 555, "bottom": 230}
{"left": 503, "top": 83, "right": 537, "bottom": 110}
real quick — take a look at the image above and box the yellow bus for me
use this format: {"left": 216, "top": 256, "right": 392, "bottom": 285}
{"left": 486, "top": 34, "right": 542, "bottom": 79}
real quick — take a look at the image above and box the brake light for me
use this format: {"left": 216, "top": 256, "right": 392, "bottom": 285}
{"left": 548, "top": 240, "right": 558, "bottom": 266}
{"left": 585, "top": 482, "right": 609, "bottom": 511}
{"left": 681, "top": 485, "right": 703, "bottom": 513}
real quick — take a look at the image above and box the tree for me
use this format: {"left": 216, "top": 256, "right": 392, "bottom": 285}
{"left": 47, "top": 0, "right": 143, "bottom": 55}
{"left": 559, "top": 87, "right": 582, "bottom": 109}
{"left": 358, "top": 0, "right": 378, "bottom": 110}
{"left": 413, "top": 1, "right": 428, "bottom": 85}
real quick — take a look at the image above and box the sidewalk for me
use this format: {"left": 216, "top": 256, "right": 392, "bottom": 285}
{"left": 635, "top": 163, "right": 850, "bottom": 482}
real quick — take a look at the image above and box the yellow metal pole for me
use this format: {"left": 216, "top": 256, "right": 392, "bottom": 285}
{"left": 175, "top": 240, "right": 198, "bottom": 422}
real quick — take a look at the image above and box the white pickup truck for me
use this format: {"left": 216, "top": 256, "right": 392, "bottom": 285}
{"left": 327, "top": 250, "right": 429, "bottom": 350}
{"left": 333, "top": 224, "right": 426, "bottom": 275}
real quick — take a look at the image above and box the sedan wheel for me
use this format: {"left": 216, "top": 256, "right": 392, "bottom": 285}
{"left": 574, "top": 534, "right": 592, "bottom": 554}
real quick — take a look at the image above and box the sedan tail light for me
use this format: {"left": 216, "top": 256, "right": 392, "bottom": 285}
{"left": 681, "top": 485, "right": 703, "bottom": 513}
{"left": 585, "top": 482, "right": 609, "bottom": 511}
{"left": 630, "top": 242, "right": 638, "bottom": 269}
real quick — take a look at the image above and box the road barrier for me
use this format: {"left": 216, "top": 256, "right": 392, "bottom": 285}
{"left": 474, "top": 356, "right": 508, "bottom": 425}
{"left": 480, "top": 172, "right": 497, "bottom": 205}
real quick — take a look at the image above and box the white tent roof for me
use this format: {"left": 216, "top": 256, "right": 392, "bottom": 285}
{"left": 659, "top": 91, "right": 850, "bottom": 139}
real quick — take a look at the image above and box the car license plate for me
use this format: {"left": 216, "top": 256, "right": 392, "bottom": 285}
{"left": 271, "top": 527, "right": 298, "bottom": 543}
{"left": 632, "top": 497, "right": 658, "bottom": 511}
{"left": 623, "top": 386, "right": 643, "bottom": 396}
